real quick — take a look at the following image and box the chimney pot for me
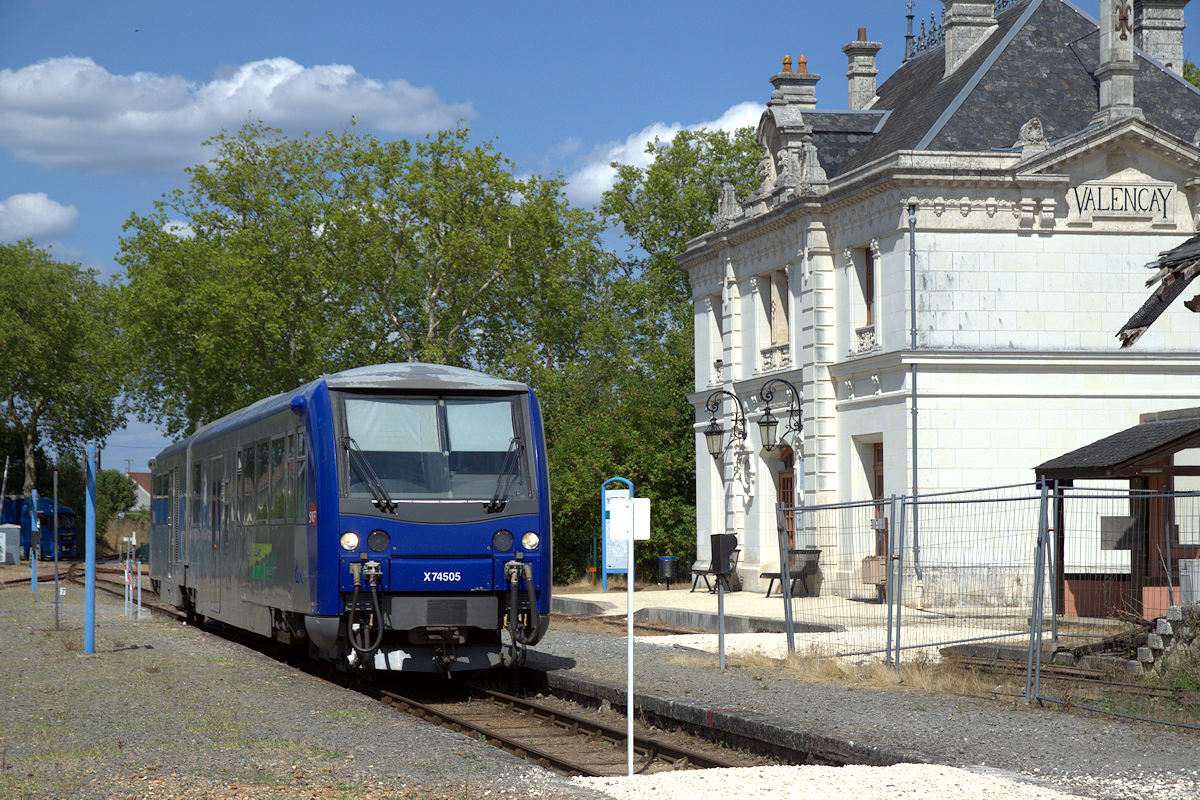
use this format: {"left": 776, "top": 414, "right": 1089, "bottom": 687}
{"left": 858, "top": 27, "right": 867, "bottom": 41}
{"left": 797, "top": 55, "right": 808, "bottom": 74}
{"left": 783, "top": 55, "right": 793, "bottom": 73}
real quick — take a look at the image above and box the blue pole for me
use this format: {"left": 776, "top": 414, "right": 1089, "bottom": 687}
{"left": 30, "top": 488, "right": 39, "bottom": 598}
{"left": 85, "top": 442, "right": 97, "bottom": 654}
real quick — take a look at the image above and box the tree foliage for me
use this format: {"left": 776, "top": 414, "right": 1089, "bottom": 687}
{"left": 1185, "top": 61, "right": 1200, "bottom": 90}
{"left": 0, "top": 241, "right": 126, "bottom": 495}
{"left": 96, "top": 469, "right": 138, "bottom": 535}
{"left": 119, "top": 123, "right": 612, "bottom": 438}
{"left": 537, "top": 128, "right": 762, "bottom": 580}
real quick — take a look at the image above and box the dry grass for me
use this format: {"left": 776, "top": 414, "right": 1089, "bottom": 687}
{"left": 668, "top": 647, "right": 998, "bottom": 698}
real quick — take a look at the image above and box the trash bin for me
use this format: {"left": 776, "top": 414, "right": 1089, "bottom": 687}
{"left": 658, "top": 556, "right": 677, "bottom": 589}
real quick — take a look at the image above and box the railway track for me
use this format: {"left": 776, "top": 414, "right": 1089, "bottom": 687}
{"left": 948, "top": 654, "right": 1195, "bottom": 701}
{"left": 54, "top": 567, "right": 759, "bottom": 774}
{"left": 380, "top": 684, "right": 746, "bottom": 777}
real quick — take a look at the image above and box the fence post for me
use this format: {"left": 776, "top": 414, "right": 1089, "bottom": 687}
{"left": 1026, "top": 481, "right": 1050, "bottom": 702}
{"left": 776, "top": 503, "right": 796, "bottom": 654}
{"left": 886, "top": 494, "right": 897, "bottom": 669}
{"left": 894, "top": 494, "right": 907, "bottom": 671}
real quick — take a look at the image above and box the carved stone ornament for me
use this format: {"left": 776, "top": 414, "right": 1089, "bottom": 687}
{"left": 1116, "top": 1, "right": 1132, "bottom": 41}
{"left": 1014, "top": 118, "right": 1049, "bottom": 157}
{"left": 715, "top": 180, "right": 743, "bottom": 229}
{"left": 1039, "top": 198, "right": 1056, "bottom": 229}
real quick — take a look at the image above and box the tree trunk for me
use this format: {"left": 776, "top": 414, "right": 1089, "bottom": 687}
{"left": 22, "top": 430, "right": 37, "bottom": 497}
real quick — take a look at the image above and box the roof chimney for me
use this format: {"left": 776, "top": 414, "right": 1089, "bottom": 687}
{"left": 1094, "top": 0, "right": 1144, "bottom": 123}
{"left": 942, "top": 1, "right": 997, "bottom": 74}
{"left": 770, "top": 54, "right": 820, "bottom": 110}
{"left": 1134, "top": 0, "right": 1190, "bottom": 76}
{"left": 843, "top": 28, "right": 883, "bottom": 110}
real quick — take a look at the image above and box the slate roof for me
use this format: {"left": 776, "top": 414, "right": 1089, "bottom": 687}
{"left": 821, "top": 0, "right": 1200, "bottom": 179}
{"left": 807, "top": 110, "right": 885, "bottom": 180}
{"left": 1036, "top": 412, "right": 1200, "bottom": 479}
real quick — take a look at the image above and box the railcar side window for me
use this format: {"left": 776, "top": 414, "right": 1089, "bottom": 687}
{"left": 242, "top": 446, "right": 255, "bottom": 524}
{"left": 295, "top": 430, "right": 306, "bottom": 523}
{"left": 341, "top": 395, "right": 528, "bottom": 501}
{"left": 209, "top": 456, "right": 223, "bottom": 545}
{"left": 191, "top": 461, "right": 202, "bottom": 526}
{"left": 271, "top": 435, "right": 287, "bottom": 522}
{"left": 256, "top": 441, "right": 270, "bottom": 522}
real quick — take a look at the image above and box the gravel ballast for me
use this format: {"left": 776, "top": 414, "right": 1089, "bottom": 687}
{"left": 5, "top": 567, "right": 1200, "bottom": 800}
{"left": 0, "top": 568, "right": 605, "bottom": 800}
{"left": 530, "top": 624, "right": 1200, "bottom": 800}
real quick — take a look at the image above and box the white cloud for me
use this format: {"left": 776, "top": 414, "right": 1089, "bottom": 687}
{"left": 0, "top": 56, "right": 475, "bottom": 174}
{"left": 565, "top": 101, "right": 763, "bottom": 206}
{"left": 0, "top": 192, "right": 79, "bottom": 241}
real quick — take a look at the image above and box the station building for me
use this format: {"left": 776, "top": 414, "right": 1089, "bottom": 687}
{"left": 679, "top": 0, "right": 1200, "bottom": 592}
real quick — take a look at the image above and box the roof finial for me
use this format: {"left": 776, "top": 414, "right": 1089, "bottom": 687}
{"left": 904, "top": 0, "right": 915, "bottom": 62}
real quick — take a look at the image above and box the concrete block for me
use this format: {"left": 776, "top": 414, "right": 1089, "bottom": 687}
{"left": 1137, "top": 646, "right": 1155, "bottom": 663}
{"left": 1051, "top": 651, "right": 1076, "bottom": 666}
{"left": 1167, "top": 606, "right": 1183, "bottom": 622}
{"left": 1148, "top": 633, "right": 1165, "bottom": 651}
{"left": 1156, "top": 618, "right": 1174, "bottom": 636}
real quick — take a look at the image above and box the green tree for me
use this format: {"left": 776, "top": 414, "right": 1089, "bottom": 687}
{"left": 119, "top": 122, "right": 614, "bottom": 438}
{"left": 95, "top": 469, "right": 138, "bottom": 534}
{"left": 556, "top": 127, "right": 761, "bottom": 579}
{"left": 1184, "top": 61, "right": 1200, "bottom": 89}
{"left": 0, "top": 241, "right": 126, "bottom": 496}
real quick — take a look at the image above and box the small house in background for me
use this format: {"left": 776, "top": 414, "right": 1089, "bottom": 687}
{"left": 1036, "top": 407, "right": 1200, "bottom": 620}
{"left": 680, "top": 0, "right": 1200, "bottom": 593}
{"left": 126, "top": 471, "right": 151, "bottom": 511}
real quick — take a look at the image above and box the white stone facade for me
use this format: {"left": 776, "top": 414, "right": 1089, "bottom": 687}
{"left": 680, "top": 1, "right": 1200, "bottom": 591}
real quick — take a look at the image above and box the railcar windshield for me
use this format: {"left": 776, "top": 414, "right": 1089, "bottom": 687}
{"left": 339, "top": 394, "right": 530, "bottom": 502}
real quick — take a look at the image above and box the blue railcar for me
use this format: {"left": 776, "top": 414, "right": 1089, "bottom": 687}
{"left": 1, "top": 496, "right": 78, "bottom": 559}
{"left": 148, "top": 363, "right": 551, "bottom": 673}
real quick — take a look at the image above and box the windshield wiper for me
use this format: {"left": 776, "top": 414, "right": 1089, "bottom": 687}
{"left": 485, "top": 437, "right": 523, "bottom": 514}
{"left": 342, "top": 436, "right": 397, "bottom": 514}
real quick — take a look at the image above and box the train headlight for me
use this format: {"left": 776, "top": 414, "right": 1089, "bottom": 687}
{"left": 367, "top": 529, "right": 389, "bottom": 552}
{"left": 492, "top": 529, "right": 514, "bottom": 552}
{"left": 339, "top": 531, "right": 360, "bottom": 551}
{"left": 521, "top": 531, "right": 540, "bottom": 551}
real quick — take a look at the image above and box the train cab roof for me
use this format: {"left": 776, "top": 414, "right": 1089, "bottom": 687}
{"left": 153, "top": 363, "right": 531, "bottom": 461}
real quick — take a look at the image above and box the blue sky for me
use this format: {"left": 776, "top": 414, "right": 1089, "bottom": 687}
{"left": 3, "top": 0, "right": 1198, "bottom": 472}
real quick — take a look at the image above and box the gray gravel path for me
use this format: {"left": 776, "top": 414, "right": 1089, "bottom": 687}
{"left": 0, "top": 571, "right": 607, "bottom": 800}
{"left": 527, "top": 627, "right": 1200, "bottom": 800}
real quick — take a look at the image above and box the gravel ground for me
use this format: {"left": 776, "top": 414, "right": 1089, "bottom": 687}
{"left": 529, "top": 625, "right": 1200, "bottom": 800}
{"left": 5, "top": 567, "right": 1199, "bottom": 800}
{"left": 0, "top": 567, "right": 606, "bottom": 800}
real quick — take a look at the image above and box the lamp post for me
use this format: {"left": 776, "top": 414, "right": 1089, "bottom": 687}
{"left": 757, "top": 377, "right": 803, "bottom": 654}
{"left": 757, "top": 378, "right": 802, "bottom": 452}
{"left": 703, "top": 389, "right": 748, "bottom": 459}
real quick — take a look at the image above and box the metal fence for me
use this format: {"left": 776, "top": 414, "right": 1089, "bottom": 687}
{"left": 775, "top": 482, "right": 1200, "bottom": 727}
{"left": 778, "top": 484, "right": 1045, "bottom": 662}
